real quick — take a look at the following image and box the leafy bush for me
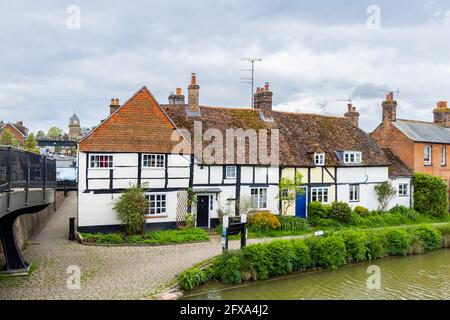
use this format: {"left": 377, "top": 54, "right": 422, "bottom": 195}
{"left": 218, "top": 251, "right": 243, "bottom": 284}
{"left": 242, "top": 243, "right": 273, "bottom": 280}
{"left": 248, "top": 211, "right": 281, "bottom": 231}
{"left": 177, "top": 267, "right": 209, "bottom": 290}
{"left": 385, "top": 229, "right": 410, "bottom": 256}
{"left": 366, "top": 232, "right": 388, "bottom": 259}
{"left": 316, "top": 235, "right": 347, "bottom": 270}
{"left": 413, "top": 173, "right": 448, "bottom": 217}
{"left": 113, "top": 185, "right": 147, "bottom": 235}
{"left": 437, "top": 223, "right": 450, "bottom": 248}
{"left": 354, "top": 205, "right": 370, "bottom": 217}
{"left": 328, "top": 201, "right": 353, "bottom": 224}
{"left": 374, "top": 181, "right": 397, "bottom": 212}
{"left": 408, "top": 233, "right": 425, "bottom": 255}
{"left": 313, "top": 218, "right": 344, "bottom": 229}
{"left": 307, "top": 202, "right": 330, "bottom": 223}
{"left": 278, "top": 216, "right": 307, "bottom": 232}
{"left": 267, "top": 240, "right": 296, "bottom": 275}
{"left": 389, "top": 205, "right": 418, "bottom": 221}
{"left": 341, "top": 230, "right": 367, "bottom": 262}
{"left": 291, "top": 239, "right": 312, "bottom": 270}
{"left": 413, "top": 225, "right": 442, "bottom": 251}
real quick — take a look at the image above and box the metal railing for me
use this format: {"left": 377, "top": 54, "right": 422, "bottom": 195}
{"left": 0, "top": 146, "right": 56, "bottom": 192}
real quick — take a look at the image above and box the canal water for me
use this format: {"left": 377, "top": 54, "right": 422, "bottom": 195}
{"left": 185, "top": 249, "right": 450, "bottom": 300}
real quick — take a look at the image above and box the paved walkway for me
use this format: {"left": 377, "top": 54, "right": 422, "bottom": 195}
{"left": 0, "top": 192, "right": 295, "bottom": 300}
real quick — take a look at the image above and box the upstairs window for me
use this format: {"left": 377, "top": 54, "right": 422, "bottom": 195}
{"left": 441, "top": 146, "right": 446, "bottom": 166}
{"left": 142, "top": 154, "right": 165, "bottom": 168}
{"left": 225, "top": 166, "right": 237, "bottom": 179}
{"left": 424, "top": 145, "right": 432, "bottom": 165}
{"left": 343, "top": 151, "right": 362, "bottom": 164}
{"left": 314, "top": 153, "right": 325, "bottom": 166}
{"left": 89, "top": 155, "right": 113, "bottom": 169}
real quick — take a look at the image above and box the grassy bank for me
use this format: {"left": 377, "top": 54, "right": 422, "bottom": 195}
{"left": 81, "top": 228, "right": 209, "bottom": 245}
{"left": 177, "top": 223, "right": 450, "bottom": 291}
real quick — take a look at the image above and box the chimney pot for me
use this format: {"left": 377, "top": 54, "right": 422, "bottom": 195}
{"left": 176, "top": 87, "right": 182, "bottom": 95}
{"left": 191, "top": 73, "right": 197, "bottom": 85}
{"left": 264, "top": 82, "right": 269, "bottom": 91}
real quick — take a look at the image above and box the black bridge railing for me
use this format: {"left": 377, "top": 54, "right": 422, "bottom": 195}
{"left": 0, "top": 146, "right": 56, "bottom": 192}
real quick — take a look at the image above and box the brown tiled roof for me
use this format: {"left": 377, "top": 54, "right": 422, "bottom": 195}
{"left": 79, "top": 87, "right": 183, "bottom": 153}
{"left": 162, "top": 104, "right": 389, "bottom": 167}
{"left": 80, "top": 86, "right": 393, "bottom": 168}
{"left": 382, "top": 148, "right": 413, "bottom": 177}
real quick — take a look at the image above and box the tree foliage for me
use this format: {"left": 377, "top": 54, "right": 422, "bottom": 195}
{"left": 277, "top": 172, "right": 304, "bottom": 215}
{"left": 0, "top": 129, "right": 20, "bottom": 147}
{"left": 36, "top": 130, "right": 46, "bottom": 138}
{"left": 413, "top": 173, "right": 448, "bottom": 217}
{"left": 47, "top": 127, "right": 63, "bottom": 139}
{"left": 374, "top": 181, "right": 397, "bottom": 212}
{"left": 24, "top": 133, "right": 39, "bottom": 153}
{"left": 113, "top": 184, "right": 148, "bottom": 235}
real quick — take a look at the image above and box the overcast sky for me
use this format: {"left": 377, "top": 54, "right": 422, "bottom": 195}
{"left": 1, "top": 0, "right": 450, "bottom": 134}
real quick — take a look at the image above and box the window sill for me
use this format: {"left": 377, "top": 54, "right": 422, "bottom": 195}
{"left": 398, "top": 195, "right": 409, "bottom": 197}
{"left": 89, "top": 167, "right": 113, "bottom": 170}
{"left": 145, "top": 215, "right": 168, "bottom": 219}
{"left": 141, "top": 167, "right": 165, "bottom": 170}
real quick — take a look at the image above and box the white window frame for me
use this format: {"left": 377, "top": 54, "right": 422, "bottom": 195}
{"left": 225, "top": 166, "right": 237, "bottom": 179}
{"left": 89, "top": 154, "right": 113, "bottom": 169}
{"left": 142, "top": 154, "right": 165, "bottom": 168}
{"left": 145, "top": 193, "right": 167, "bottom": 217}
{"left": 398, "top": 183, "right": 409, "bottom": 197}
{"left": 441, "top": 145, "right": 446, "bottom": 166}
{"left": 424, "top": 145, "right": 432, "bottom": 165}
{"left": 343, "top": 151, "right": 362, "bottom": 164}
{"left": 314, "top": 153, "right": 325, "bottom": 166}
{"left": 250, "top": 187, "right": 268, "bottom": 209}
{"left": 349, "top": 184, "right": 360, "bottom": 202}
{"left": 311, "top": 187, "right": 330, "bottom": 204}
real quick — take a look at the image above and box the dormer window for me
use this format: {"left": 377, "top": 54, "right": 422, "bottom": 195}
{"left": 343, "top": 151, "right": 362, "bottom": 164}
{"left": 314, "top": 153, "right": 325, "bottom": 166}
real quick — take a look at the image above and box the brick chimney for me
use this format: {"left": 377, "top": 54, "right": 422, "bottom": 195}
{"left": 169, "top": 87, "right": 185, "bottom": 105}
{"left": 109, "top": 98, "right": 120, "bottom": 114}
{"left": 433, "top": 100, "right": 450, "bottom": 127}
{"left": 344, "top": 103, "right": 360, "bottom": 127}
{"left": 187, "top": 73, "right": 200, "bottom": 115}
{"left": 381, "top": 92, "right": 397, "bottom": 123}
{"left": 254, "top": 82, "right": 273, "bottom": 121}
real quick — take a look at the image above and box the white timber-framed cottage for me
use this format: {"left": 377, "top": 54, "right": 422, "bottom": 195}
{"left": 77, "top": 74, "right": 412, "bottom": 232}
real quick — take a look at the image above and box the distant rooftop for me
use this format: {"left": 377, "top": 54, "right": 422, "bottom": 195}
{"left": 393, "top": 119, "right": 450, "bottom": 144}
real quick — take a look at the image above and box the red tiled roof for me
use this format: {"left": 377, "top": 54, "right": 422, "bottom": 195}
{"left": 79, "top": 87, "right": 185, "bottom": 153}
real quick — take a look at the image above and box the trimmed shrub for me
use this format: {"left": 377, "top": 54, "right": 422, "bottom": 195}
{"left": 413, "top": 173, "right": 448, "bottom": 217}
{"left": 385, "top": 229, "right": 410, "bottom": 256}
{"left": 413, "top": 225, "right": 442, "bottom": 251}
{"left": 113, "top": 184, "right": 147, "bottom": 235}
{"left": 437, "top": 223, "right": 450, "bottom": 248}
{"left": 307, "top": 202, "right": 330, "bottom": 223}
{"left": 316, "top": 235, "right": 347, "bottom": 270}
{"left": 313, "top": 218, "right": 344, "bottom": 229}
{"left": 389, "top": 205, "right": 418, "bottom": 221}
{"left": 366, "top": 232, "right": 388, "bottom": 259}
{"left": 248, "top": 212, "right": 281, "bottom": 231}
{"left": 242, "top": 243, "right": 273, "bottom": 280}
{"left": 354, "top": 205, "right": 370, "bottom": 217}
{"left": 328, "top": 201, "right": 353, "bottom": 224}
{"left": 291, "top": 239, "right": 312, "bottom": 270}
{"left": 82, "top": 233, "right": 124, "bottom": 244}
{"left": 267, "top": 240, "right": 296, "bottom": 275}
{"left": 304, "top": 236, "right": 320, "bottom": 268}
{"left": 278, "top": 216, "right": 307, "bottom": 232}
{"left": 341, "top": 230, "right": 367, "bottom": 262}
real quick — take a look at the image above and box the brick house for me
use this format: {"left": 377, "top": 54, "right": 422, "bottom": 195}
{"left": 0, "top": 122, "right": 28, "bottom": 146}
{"left": 371, "top": 93, "right": 450, "bottom": 184}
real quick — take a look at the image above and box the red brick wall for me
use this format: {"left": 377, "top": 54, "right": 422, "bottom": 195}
{"left": 413, "top": 142, "right": 450, "bottom": 183}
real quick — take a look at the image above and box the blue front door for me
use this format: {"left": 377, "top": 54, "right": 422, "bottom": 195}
{"left": 295, "top": 187, "right": 307, "bottom": 218}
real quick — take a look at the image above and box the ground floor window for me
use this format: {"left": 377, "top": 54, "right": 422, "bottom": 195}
{"left": 145, "top": 193, "right": 167, "bottom": 216}
{"left": 349, "top": 184, "right": 360, "bottom": 202}
{"left": 398, "top": 183, "right": 409, "bottom": 196}
{"left": 311, "top": 187, "right": 329, "bottom": 203}
{"left": 251, "top": 187, "right": 267, "bottom": 209}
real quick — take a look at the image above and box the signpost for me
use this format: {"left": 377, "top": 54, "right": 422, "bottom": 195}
{"left": 222, "top": 214, "right": 247, "bottom": 252}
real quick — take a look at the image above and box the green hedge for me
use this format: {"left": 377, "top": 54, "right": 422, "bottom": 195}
{"left": 177, "top": 223, "right": 450, "bottom": 291}
{"left": 81, "top": 228, "right": 209, "bottom": 245}
{"left": 278, "top": 216, "right": 307, "bottom": 232}
{"left": 413, "top": 173, "right": 448, "bottom": 217}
